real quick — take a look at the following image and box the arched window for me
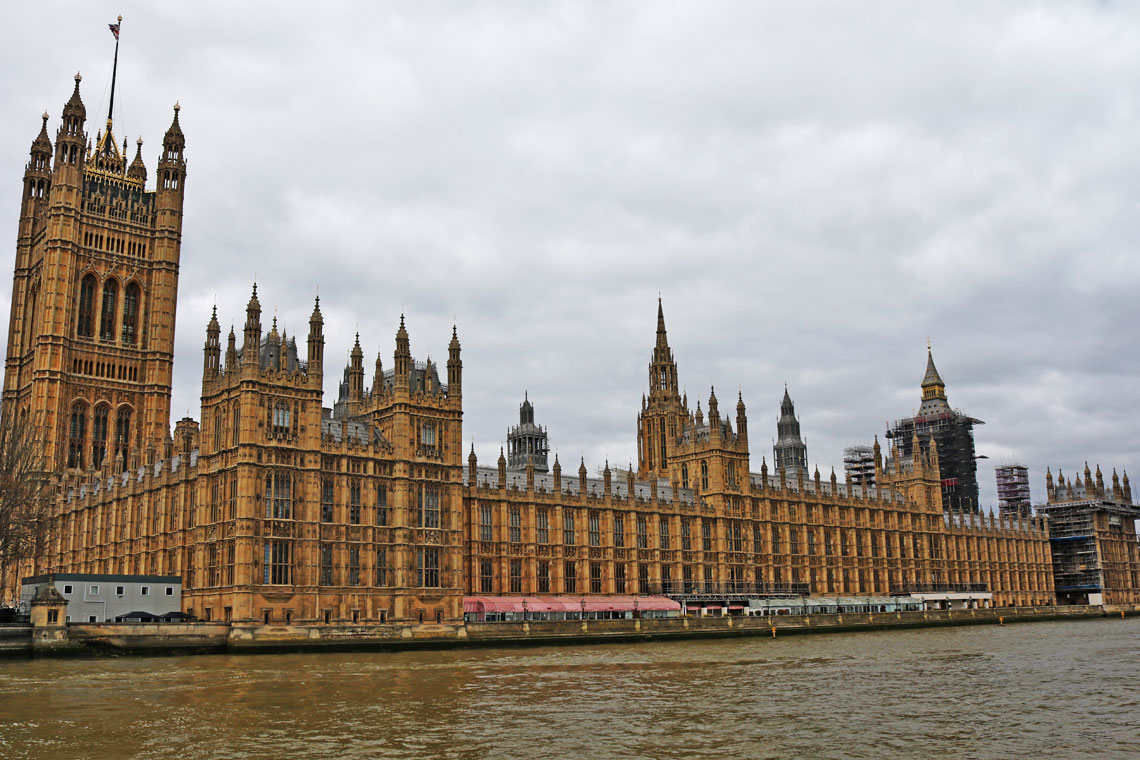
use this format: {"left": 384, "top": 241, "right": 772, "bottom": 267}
{"left": 681, "top": 464, "right": 689, "bottom": 490}
{"left": 421, "top": 421, "right": 436, "bottom": 449}
{"left": 272, "top": 402, "right": 290, "bottom": 436}
{"left": 99, "top": 279, "right": 118, "bottom": 341}
{"left": 213, "top": 408, "right": 223, "bottom": 450}
{"left": 22, "top": 285, "right": 37, "bottom": 352}
{"left": 67, "top": 402, "right": 87, "bottom": 468}
{"left": 114, "top": 407, "right": 132, "bottom": 464}
{"left": 121, "top": 282, "right": 140, "bottom": 345}
{"left": 701, "top": 461, "right": 709, "bottom": 491}
{"left": 91, "top": 404, "right": 109, "bottom": 469}
{"left": 77, "top": 275, "right": 96, "bottom": 338}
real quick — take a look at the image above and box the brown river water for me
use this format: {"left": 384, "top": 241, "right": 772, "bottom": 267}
{"left": 0, "top": 618, "right": 1137, "bottom": 759}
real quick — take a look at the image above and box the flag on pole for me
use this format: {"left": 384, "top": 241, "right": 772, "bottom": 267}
{"left": 109, "top": 22, "right": 120, "bottom": 40}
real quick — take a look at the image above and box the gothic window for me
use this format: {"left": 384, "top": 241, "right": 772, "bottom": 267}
{"left": 99, "top": 279, "right": 118, "bottom": 341}
{"left": 537, "top": 561, "right": 550, "bottom": 594}
{"left": 790, "top": 528, "right": 799, "bottom": 555}
{"left": 114, "top": 407, "right": 131, "bottom": 465}
{"left": 615, "top": 563, "right": 626, "bottom": 593}
{"left": 67, "top": 402, "right": 87, "bottom": 468}
{"left": 419, "top": 485, "right": 440, "bottom": 528}
{"left": 321, "top": 479, "right": 334, "bottom": 522}
{"left": 272, "top": 402, "right": 290, "bottom": 436}
{"left": 421, "top": 422, "right": 436, "bottom": 450}
{"left": 701, "top": 460, "right": 709, "bottom": 491}
{"left": 263, "top": 541, "right": 291, "bottom": 585}
{"left": 375, "top": 483, "right": 388, "bottom": 526}
{"left": 417, "top": 547, "right": 440, "bottom": 588}
{"left": 659, "top": 428, "right": 666, "bottom": 465}
{"left": 701, "top": 519, "right": 712, "bottom": 552}
{"left": 614, "top": 513, "right": 625, "bottom": 548}
{"left": 349, "top": 480, "right": 361, "bottom": 525}
{"left": 265, "top": 472, "right": 293, "bottom": 519}
{"left": 588, "top": 511, "right": 601, "bottom": 547}
{"left": 375, "top": 547, "right": 388, "bottom": 587}
{"left": 508, "top": 506, "right": 521, "bottom": 543}
{"left": 77, "top": 275, "right": 96, "bottom": 338}
{"left": 121, "top": 282, "right": 139, "bottom": 345}
{"left": 91, "top": 404, "right": 109, "bottom": 469}
{"left": 509, "top": 559, "right": 522, "bottom": 593}
{"left": 480, "top": 559, "right": 493, "bottom": 593}
{"left": 347, "top": 546, "right": 361, "bottom": 586}
{"left": 480, "top": 505, "right": 493, "bottom": 542}
{"left": 563, "top": 510, "right": 576, "bottom": 546}
{"left": 681, "top": 464, "right": 689, "bottom": 490}
{"left": 213, "top": 408, "right": 223, "bottom": 450}
{"left": 229, "top": 477, "right": 238, "bottom": 519}
{"left": 638, "top": 563, "right": 649, "bottom": 593}
{"left": 319, "top": 543, "right": 333, "bottom": 586}
{"left": 537, "top": 508, "right": 549, "bottom": 544}
{"left": 659, "top": 516, "right": 670, "bottom": 549}
{"left": 681, "top": 518, "right": 691, "bottom": 551}
{"left": 727, "top": 461, "right": 736, "bottom": 487}
{"left": 564, "top": 561, "right": 577, "bottom": 593}
{"left": 771, "top": 524, "right": 781, "bottom": 554}
{"left": 232, "top": 406, "right": 240, "bottom": 446}
{"left": 22, "top": 285, "right": 37, "bottom": 352}
{"left": 590, "top": 562, "right": 602, "bottom": 593}
{"left": 637, "top": 516, "right": 648, "bottom": 549}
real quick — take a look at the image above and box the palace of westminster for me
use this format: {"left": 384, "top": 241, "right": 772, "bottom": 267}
{"left": 4, "top": 71, "right": 1139, "bottom": 626}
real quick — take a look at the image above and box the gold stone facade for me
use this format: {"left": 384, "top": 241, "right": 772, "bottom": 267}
{"left": 11, "top": 73, "right": 1135, "bottom": 626}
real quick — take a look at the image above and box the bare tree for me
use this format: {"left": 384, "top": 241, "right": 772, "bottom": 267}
{"left": 0, "top": 411, "right": 52, "bottom": 602}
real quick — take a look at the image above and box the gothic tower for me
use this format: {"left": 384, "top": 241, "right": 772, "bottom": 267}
{"left": 2, "top": 72, "right": 186, "bottom": 472}
{"left": 636, "top": 298, "right": 687, "bottom": 481}
{"left": 773, "top": 387, "right": 808, "bottom": 482}
{"left": 507, "top": 392, "right": 549, "bottom": 472}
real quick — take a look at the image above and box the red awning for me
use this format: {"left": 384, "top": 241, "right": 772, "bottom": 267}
{"left": 463, "top": 596, "right": 680, "bottom": 614}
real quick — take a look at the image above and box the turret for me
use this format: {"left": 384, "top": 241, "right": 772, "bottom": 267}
{"left": 225, "top": 327, "right": 237, "bottom": 371}
{"left": 22, "top": 112, "right": 52, "bottom": 214}
{"left": 468, "top": 444, "right": 477, "bottom": 484}
{"left": 579, "top": 457, "right": 588, "bottom": 494}
{"left": 55, "top": 73, "right": 87, "bottom": 173}
{"left": 348, "top": 333, "right": 364, "bottom": 402}
{"left": 553, "top": 454, "right": 562, "bottom": 492}
{"left": 202, "top": 305, "right": 220, "bottom": 377}
{"left": 736, "top": 392, "right": 748, "bottom": 443}
{"left": 497, "top": 447, "right": 507, "bottom": 488}
{"left": 157, "top": 102, "right": 186, "bottom": 195}
{"left": 447, "top": 325, "right": 462, "bottom": 397}
{"left": 1111, "top": 468, "right": 1121, "bottom": 501}
{"left": 1123, "top": 470, "right": 1132, "bottom": 504}
{"left": 708, "top": 386, "right": 719, "bottom": 428}
{"left": 1046, "top": 466, "right": 1055, "bottom": 502}
{"left": 603, "top": 460, "right": 612, "bottom": 497}
{"left": 242, "top": 284, "right": 261, "bottom": 365}
{"left": 372, "top": 352, "right": 384, "bottom": 397}
{"left": 307, "top": 296, "right": 324, "bottom": 377}
{"left": 1095, "top": 464, "right": 1104, "bottom": 498}
{"left": 127, "top": 136, "right": 147, "bottom": 183}
{"left": 394, "top": 315, "right": 411, "bottom": 389}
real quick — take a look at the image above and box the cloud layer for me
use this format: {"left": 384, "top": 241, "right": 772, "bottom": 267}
{"left": 3, "top": 2, "right": 1139, "bottom": 508}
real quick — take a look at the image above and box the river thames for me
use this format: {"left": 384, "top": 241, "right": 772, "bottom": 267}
{"left": 0, "top": 618, "right": 1137, "bottom": 759}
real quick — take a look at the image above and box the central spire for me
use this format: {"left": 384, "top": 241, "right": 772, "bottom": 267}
{"left": 656, "top": 296, "right": 669, "bottom": 350}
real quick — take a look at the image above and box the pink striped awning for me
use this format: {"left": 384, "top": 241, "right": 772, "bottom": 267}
{"left": 463, "top": 596, "right": 680, "bottom": 614}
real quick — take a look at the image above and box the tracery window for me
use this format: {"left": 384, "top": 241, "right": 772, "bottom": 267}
{"left": 114, "top": 407, "right": 131, "bottom": 464}
{"left": 99, "top": 279, "right": 118, "bottom": 341}
{"left": 418, "top": 547, "right": 440, "bottom": 588}
{"left": 265, "top": 472, "right": 293, "bottom": 519}
{"left": 91, "top": 404, "right": 109, "bottom": 469}
{"left": 77, "top": 275, "right": 96, "bottom": 338}
{"left": 263, "top": 541, "right": 291, "bottom": 585}
{"left": 272, "top": 402, "right": 290, "bottom": 436}
{"left": 419, "top": 484, "right": 440, "bottom": 528}
{"left": 67, "top": 402, "right": 87, "bottom": 468}
{"left": 121, "top": 282, "right": 140, "bottom": 345}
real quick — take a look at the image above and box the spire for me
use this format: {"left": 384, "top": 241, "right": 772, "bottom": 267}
{"left": 127, "top": 136, "right": 146, "bottom": 182}
{"left": 394, "top": 314, "right": 411, "bottom": 385}
{"left": 656, "top": 296, "right": 668, "bottom": 349}
{"left": 348, "top": 332, "right": 364, "bottom": 401}
{"left": 447, "top": 324, "right": 462, "bottom": 397}
{"left": 203, "top": 305, "right": 221, "bottom": 376}
{"left": 306, "top": 295, "right": 324, "bottom": 376}
{"left": 373, "top": 352, "right": 384, "bottom": 396}
{"left": 225, "top": 326, "right": 237, "bottom": 370}
{"left": 242, "top": 283, "right": 261, "bottom": 364}
{"left": 919, "top": 347, "right": 950, "bottom": 414}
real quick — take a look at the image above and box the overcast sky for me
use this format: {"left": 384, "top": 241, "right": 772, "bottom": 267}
{"left": 3, "top": 2, "right": 1139, "bottom": 509}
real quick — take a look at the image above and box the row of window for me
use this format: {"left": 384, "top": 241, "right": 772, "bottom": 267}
{"left": 262, "top": 541, "right": 440, "bottom": 587}
{"left": 66, "top": 403, "right": 132, "bottom": 470}
{"left": 77, "top": 274, "right": 141, "bottom": 344}
{"left": 59, "top": 583, "right": 175, "bottom": 597}
{"left": 266, "top": 473, "right": 440, "bottom": 528}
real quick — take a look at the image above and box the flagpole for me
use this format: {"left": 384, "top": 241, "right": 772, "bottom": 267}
{"left": 107, "top": 15, "right": 122, "bottom": 126}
